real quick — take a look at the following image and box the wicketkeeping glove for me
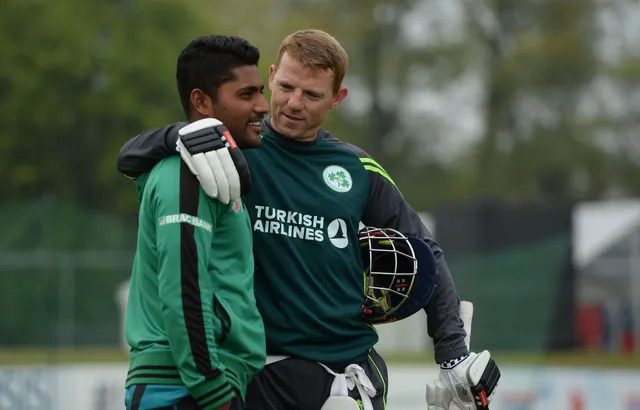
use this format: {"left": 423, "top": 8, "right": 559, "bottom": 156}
{"left": 176, "top": 118, "right": 251, "bottom": 204}
{"left": 426, "top": 351, "right": 500, "bottom": 410}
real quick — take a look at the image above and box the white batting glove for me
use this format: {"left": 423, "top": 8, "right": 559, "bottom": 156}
{"left": 427, "top": 351, "right": 500, "bottom": 410}
{"left": 176, "top": 118, "right": 251, "bottom": 204}
{"left": 426, "top": 378, "right": 455, "bottom": 409}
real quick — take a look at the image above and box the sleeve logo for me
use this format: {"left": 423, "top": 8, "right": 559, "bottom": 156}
{"left": 322, "top": 165, "right": 352, "bottom": 193}
{"left": 158, "top": 213, "right": 212, "bottom": 232}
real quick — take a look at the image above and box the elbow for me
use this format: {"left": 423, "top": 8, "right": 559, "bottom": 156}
{"left": 116, "top": 153, "right": 139, "bottom": 179}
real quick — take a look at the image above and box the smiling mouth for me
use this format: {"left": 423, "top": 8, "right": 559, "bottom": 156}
{"left": 283, "top": 113, "right": 303, "bottom": 121}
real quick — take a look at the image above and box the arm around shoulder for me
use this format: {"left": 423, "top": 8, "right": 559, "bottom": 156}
{"left": 116, "top": 122, "right": 185, "bottom": 178}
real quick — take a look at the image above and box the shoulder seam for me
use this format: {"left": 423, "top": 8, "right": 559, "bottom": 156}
{"left": 322, "top": 134, "right": 399, "bottom": 189}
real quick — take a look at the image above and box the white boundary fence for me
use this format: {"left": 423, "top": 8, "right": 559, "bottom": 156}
{"left": 1, "top": 363, "right": 640, "bottom": 410}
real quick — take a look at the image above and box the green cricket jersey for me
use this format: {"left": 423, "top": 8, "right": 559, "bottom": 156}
{"left": 241, "top": 125, "right": 374, "bottom": 367}
{"left": 124, "top": 156, "right": 265, "bottom": 410}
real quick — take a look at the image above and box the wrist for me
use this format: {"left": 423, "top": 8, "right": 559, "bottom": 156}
{"left": 439, "top": 353, "right": 469, "bottom": 370}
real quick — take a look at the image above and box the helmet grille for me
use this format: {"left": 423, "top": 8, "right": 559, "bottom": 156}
{"left": 359, "top": 227, "right": 418, "bottom": 321}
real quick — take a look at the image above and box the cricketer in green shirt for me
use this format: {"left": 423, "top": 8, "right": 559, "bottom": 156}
{"left": 124, "top": 155, "right": 265, "bottom": 410}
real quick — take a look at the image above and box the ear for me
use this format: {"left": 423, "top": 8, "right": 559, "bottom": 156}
{"left": 268, "top": 64, "right": 277, "bottom": 82}
{"left": 331, "top": 86, "right": 348, "bottom": 109}
{"left": 189, "top": 88, "right": 213, "bottom": 118}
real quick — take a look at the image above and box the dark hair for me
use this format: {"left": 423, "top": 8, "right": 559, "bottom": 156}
{"left": 176, "top": 35, "right": 260, "bottom": 116}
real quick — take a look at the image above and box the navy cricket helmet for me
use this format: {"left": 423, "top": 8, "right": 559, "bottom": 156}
{"left": 359, "top": 226, "right": 438, "bottom": 324}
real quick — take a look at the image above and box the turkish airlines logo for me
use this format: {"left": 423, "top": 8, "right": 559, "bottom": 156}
{"left": 327, "top": 218, "right": 348, "bottom": 248}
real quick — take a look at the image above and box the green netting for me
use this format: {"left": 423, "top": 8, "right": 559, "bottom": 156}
{"left": 448, "top": 234, "right": 571, "bottom": 351}
{"left": 0, "top": 200, "right": 136, "bottom": 250}
{"left": 0, "top": 201, "right": 136, "bottom": 345}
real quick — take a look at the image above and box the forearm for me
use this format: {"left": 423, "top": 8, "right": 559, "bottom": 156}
{"left": 362, "top": 172, "right": 468, "bottom": 362}
{"left": 117, "top": 122, "right": 185, "bottom": 178}
{"left": 424, "top": 253, "right": 468, "bottom": 363}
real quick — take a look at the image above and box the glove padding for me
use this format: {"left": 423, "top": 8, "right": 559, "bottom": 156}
{"left": 176, "top": 118, "right": 251, "bottom": 204}
{"left": 426, "top": 379, "right": 456, "bottom": 410}
{"left": 426, "top": 351, "right": 500, "bottom": 410}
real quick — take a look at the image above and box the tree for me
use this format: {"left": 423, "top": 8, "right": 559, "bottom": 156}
{"left": 468, "top": 0, "right": 640, "bottom": 201}
{"left": 0, "top": 0, "right": 226, "bottom": 212}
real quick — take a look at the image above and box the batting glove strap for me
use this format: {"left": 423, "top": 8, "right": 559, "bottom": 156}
{"left": 228, "top": 148, "right": 252, "bottom": 196}
{"left": 438, "top": 350, "right": 500, "bottom": 410}
{"left": 180, "top": 126, "right": 228, "bottom": 153}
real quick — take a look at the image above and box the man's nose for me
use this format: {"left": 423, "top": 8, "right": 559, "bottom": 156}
{"left": 287, "top": 89, "right": 304, "bottom": 110}
{"left": 255, "top": 95, "right": 269, "bottom": 114}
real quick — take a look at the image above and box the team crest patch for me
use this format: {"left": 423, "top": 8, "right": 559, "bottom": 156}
{"left": 322, "top": 165, "right": 352, "bottom": 193}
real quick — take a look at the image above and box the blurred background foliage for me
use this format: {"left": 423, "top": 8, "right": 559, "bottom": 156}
{"left": 2, "top": 0, "right": 639, "bottom": 216}
{"left": 1, "top": 0, "right": 640, "bottom": 348}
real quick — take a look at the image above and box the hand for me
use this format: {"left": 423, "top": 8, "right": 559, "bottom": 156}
{"left": 427, "top": 351, "right": 500, "bottom": 409}
{"left": 176, "top": 118, "right": 251, "bottom": 204}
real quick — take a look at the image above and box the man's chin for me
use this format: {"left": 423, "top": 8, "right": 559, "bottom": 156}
{"left": 273, "top": 123, "right": 304, "bottom": 140}
{"left": 236, "top": 133, "right": 262, "bottom": 149}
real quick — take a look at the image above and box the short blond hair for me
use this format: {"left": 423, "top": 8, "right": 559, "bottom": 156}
{"left": 275, "top": 29, "right": 349, "bottom": 94}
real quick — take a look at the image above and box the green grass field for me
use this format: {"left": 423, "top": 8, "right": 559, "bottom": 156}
{"left": 0, "top": 346, "right": 128, "bottom": 365}
{"left": 1, "top": 346, "right": 639, "bottom": 368}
